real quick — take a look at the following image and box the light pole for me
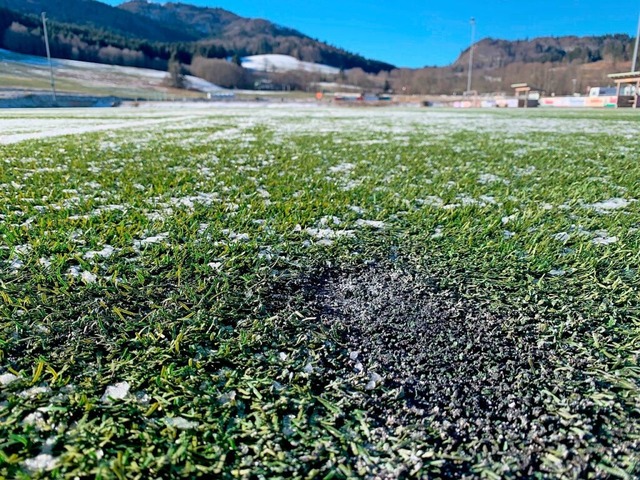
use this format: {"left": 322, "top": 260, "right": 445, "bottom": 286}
{"left": 467, "top": 17, "right": 476, "bottom": 94}
{"left": 632, "top": 12, "right": 640, "bottom": 72}
{"left": 41, "top": 12, "right": 57, "bottom": 104}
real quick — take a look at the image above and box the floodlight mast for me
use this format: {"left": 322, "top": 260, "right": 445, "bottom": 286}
{"left": 632, "top": 13, "right": 640, "bottom": 72}
{"left": 467, "top": 17, "right": 476, "bottom": 93}
{"left": 41, "top": 12, "right": 57, "bottom": 103}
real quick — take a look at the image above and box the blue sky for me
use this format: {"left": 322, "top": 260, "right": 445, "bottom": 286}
{"left": 105, "top": 1, "right": 639, "bottom": 67}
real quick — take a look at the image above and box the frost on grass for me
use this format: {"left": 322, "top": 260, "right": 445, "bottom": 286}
{"left": 9, "top": 258, "right": 24, "bottom": 272}
{"left": 218, "top": 391, "right": 236, "bottom": 405}
{"left": 222, "top": 230, "right": 250, "bottom": 243}
{"left": 478, "top": 173, "right": 509, "bottom": 185}
{"left": 328, "top": 162, "right": 356, "bottom": 174}
{"left": 416, "top": 196, "right": 444, "bottom": 208}
{"left": 592, "top": 230, "right": 618, "bottom": 246}
{"left": 22, "top": 411, "right": 48, "bottom": 431}
{"left": 319, "top": 215, "right": 342, "bottom": 226}
{"left": 18, "top": 386, "right": 51, "bottom": 398}
{"left": 502, "top": 214, "right": 517, "bottom": 225}
{"left": 552, "top": 232, "right": 571, "bottom": 242}
{"left": 101, "top": 381, "right": 130, "bottom": 403}
{"left": 84, "top": 244, "right": 116, "bottom": 259}
{"left": 67, "top": 266, "right": 82, "bottom": 277}
{"left": 81, "top": 271, "right": 98, "bottom": 284}
{"left": 3, "top": 104, "right": 640, "bottom": 478}
{"left": 39, "top": 257, "right": 53, "bottom": 268}
{"left": 549, "top": 269, "right": 566, "bottom": 276}
{"left": 588, "top": 197, "right": 635, "bottom": 214}
{"left": 431, "top": 227, "right": 444, "bottom": 239}
{"left": 134, "top": 232, "right": 169, "bottom": 248}
{"left": 14, "top": 244, "right": 31, "bottom": 255}
{"left": 305, "top": 228, "right": 355, "bottom": 242}
{"left": 23, "top": 454, "right": 58, "bottom": 473}
{"left": 67, "top": 266, "right": 97, "bottom": 283}
{"left": 355, "top": 219, "right": 386, "bottom": 229}
{"left": 164, "top": 416, "right": 199, "bottom": 430}
{"left": 0, "top": 372, "right": 19, "bottom": 386}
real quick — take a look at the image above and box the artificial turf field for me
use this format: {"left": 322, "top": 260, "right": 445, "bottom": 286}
{"left": 0, "top": 105, "right": 639, "bottom": 479}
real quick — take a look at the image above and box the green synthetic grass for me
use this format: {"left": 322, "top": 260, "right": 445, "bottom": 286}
{"left": 0, "top": 107, "right": 639, "bottom": 479}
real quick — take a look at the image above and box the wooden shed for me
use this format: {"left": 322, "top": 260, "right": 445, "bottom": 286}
{"left": 607, "top": 72, "right": 640, "bottom": 108}
{"left": 510, "top": 83, "right": 539, "bottom": 108}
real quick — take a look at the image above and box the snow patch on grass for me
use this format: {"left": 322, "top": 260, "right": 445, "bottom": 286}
{"left": 355, "top": 219, "right": 386, "bottom": 229}
{"left": 592, "top": 231, "right": 618, "bottom": 246}
{"left": 0, "top": 373, "right": 19, "bottom": 386}
{"left": 23, "top": 453, "right": 58, "bottom": 472}
{"left": 134, "top": 233, "right": 169, "bottom": 248}
{"left": 588, "top": 198, "right": 635, "bottom": 213}
{"left": 165, "top": 416, "right": 199, "bottom": 430}
{"left": 84, "top": 245, "right": 116, "bottom": 259}
{"left": 19, "top": 386, "right": 51, "bottom": 399}
{"left": 101, "top": 381, "right": 130, "bottom": 403}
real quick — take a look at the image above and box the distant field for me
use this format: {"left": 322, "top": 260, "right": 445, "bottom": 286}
{"left": 0, "top": 106, "right": 639, "bottom": 479}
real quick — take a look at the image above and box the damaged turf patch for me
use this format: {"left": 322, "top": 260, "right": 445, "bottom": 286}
{"left": 274, "top": 262, "right": 639, "bottom": 477}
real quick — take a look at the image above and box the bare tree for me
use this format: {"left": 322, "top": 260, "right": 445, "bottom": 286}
{"left": 190, "top": 57, "right": 251, "bottom": 88}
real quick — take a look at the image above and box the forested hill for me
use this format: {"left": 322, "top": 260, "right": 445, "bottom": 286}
{"left": 118, "top": 1, "right": 304, "bottom": 40}
{"left": 394, "top": 34, "right": 636, "bottom": 96}
{"left": 1, "top": 0, "right": 635, "bottom": 95}
{"left": 0, "top": 0, "right": 395, "bottom": 73}
{"left": 454, "top": 35, "right": 635, "bottom": 70}
{"left": 0, "top": 0, "right": 193, "bottom": 42}
{"left": 0, "top": 7, "right": 186, "bottom": 71}
{"left": 119, "top": 1, "right": 395, "bottom": 73}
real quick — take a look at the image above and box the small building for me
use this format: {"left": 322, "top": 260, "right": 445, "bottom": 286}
{"left": 510, "top": 83, "right": 539, "bottom": 108}
{"left": 254, "top": 79, "right": 278, "bottom": 91}
{"left": 607, "top": 72, "right": 640, "bottom": 108}
{"left": 207, "top": 92, "right": 235, "bottom": 101}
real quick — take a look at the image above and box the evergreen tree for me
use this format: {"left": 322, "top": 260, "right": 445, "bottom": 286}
{"left": 166, "top": 54, "right": 185, "bottom": 89}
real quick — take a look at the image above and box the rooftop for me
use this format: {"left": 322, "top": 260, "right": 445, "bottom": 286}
{"left": 607, "top": 71, "right": 640, "bottom": 80}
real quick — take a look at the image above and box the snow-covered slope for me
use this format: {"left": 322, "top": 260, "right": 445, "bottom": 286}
{"left": 0, "top": 49, "right": 222, "bottom": 94}
{"left": 241, "top": 54, "right": 339, "bottom": 75}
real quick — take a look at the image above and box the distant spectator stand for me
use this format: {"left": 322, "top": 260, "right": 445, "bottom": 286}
{"left": 607, "top": 72, "right": 640, "bottom": 108}
{"left": 510, "top": 83, "right": 540, "bottom": 108}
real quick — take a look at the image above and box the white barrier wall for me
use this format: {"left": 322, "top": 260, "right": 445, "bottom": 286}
{"left": 539, "top": 96, "right": 617, "bottom": 108}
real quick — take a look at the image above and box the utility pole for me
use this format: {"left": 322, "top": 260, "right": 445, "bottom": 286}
{"left": 41, "top": 12, "right": 57, "bottom": 104}
{"left": 467, "top": 17, "right": 476, "bottom": 93}
{"left": 632, "top": 13, "right": 640, "bottom": 72}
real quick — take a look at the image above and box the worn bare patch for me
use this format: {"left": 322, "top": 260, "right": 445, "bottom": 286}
{"left": 270, "top": 262, "right": 636, "bottom": 477}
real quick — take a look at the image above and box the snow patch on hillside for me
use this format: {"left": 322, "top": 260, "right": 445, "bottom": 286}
{"left": 242, "top": 54, "right": 339, "bottom": 75}
{"left": 0, "top": 49, "right": 223, "bottom": 93}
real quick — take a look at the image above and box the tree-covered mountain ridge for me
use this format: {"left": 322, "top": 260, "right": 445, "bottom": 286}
{"left": 0, "top": 0, "right": 636, "bottom": 95}
{"left": 454, "top": 35, "right": 635, "bottom": 69}
{"left": 0, "top": 0, "right": 395, "bottom": 73}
